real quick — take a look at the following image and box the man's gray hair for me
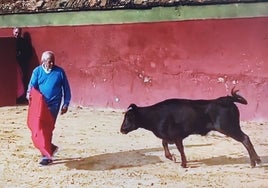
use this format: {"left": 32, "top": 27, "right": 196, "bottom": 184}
{"left": 41, "top": 51, "right": 54, "bottom": 62}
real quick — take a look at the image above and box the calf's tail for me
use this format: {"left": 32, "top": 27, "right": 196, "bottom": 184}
{"left": 231, "top": 87, "right": 248, "bottom": 105}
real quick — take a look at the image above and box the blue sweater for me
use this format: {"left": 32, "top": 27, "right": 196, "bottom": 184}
{"left": 28, "top": 65, "right": 71, "bottom": 118}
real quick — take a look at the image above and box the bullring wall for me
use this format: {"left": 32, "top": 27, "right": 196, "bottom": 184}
{"left": 0, "top": 4, "right": 268, "bottom": 120}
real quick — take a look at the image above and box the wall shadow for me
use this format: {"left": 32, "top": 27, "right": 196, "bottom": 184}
{"left": 23, "top": 32, "right": 39, "bottom": 84}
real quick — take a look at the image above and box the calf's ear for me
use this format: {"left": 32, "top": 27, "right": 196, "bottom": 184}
{"left": 124, "top": 104, "right": 137, "bottom": 113}
{"left": 128, "top": 103, "right": 137, "bottom": 110}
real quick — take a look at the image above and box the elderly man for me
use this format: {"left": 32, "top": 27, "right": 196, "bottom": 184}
{"left": 27, "top": 51, "right": 71, "bottom": 166}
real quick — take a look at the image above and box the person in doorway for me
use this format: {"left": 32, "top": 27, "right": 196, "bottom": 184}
{"left": 13, "top": 27, "right": 32, "bottom": 103}
{"left": 27, "top": 51, "right": 71, "bottom": 166}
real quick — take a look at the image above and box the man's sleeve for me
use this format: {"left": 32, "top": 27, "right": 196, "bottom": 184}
{"left": 62, "top": 70, "right": 71, "bottom": 107}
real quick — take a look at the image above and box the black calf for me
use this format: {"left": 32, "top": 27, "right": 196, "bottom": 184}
{"left": 120, "top": 88, "right": 261, "bottom": 168}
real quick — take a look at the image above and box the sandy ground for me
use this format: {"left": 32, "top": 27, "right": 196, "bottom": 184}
{"left": 0, "top": 105, "right": 268, "bottom": 188}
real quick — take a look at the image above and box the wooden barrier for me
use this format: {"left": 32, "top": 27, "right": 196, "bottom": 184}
{"left": 0, "top": 37, "right": 17, "bottom": 106}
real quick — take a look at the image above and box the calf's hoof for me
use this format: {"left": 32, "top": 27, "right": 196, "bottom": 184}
{"left": 251, "top": 158, "right": 262, "bottom": 168}
{"left": 181, "top": 162, "right": 187, "bottom": 168}
{"left": 250, "top": 161, "right": 256, "bottom": 168}
{"left": 165, "top": 154, "right": 176, "bottom": 162}
{"left": 172, "top": 154, "right": 177, "bottom": 163}
{"left": 256, "top": 158, "right": 262, "bottom": 165}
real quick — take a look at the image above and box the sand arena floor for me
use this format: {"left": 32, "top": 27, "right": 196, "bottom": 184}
{"left": 0, "top": 105, "right": 267, "bottom": 187}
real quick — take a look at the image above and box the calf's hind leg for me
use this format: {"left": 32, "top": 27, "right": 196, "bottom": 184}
{"left": 227, "top": 130, "right": 261, "bottom": 167}
{"left": 240, "top": 133, "right": 261, "bottom": 167}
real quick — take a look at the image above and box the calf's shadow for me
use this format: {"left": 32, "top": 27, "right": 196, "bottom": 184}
{"left": 58, "top": 148, "right": 164, "bottom": 171}
{"left": 53, "top": 143, "right": 268, "bottom": 170}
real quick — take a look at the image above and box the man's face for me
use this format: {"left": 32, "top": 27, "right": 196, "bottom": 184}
{"left": 13, "top": 28, "right": 21, "bottom": 38}
{"left": 43, "top": 56, "right": 55, "bottom": 72}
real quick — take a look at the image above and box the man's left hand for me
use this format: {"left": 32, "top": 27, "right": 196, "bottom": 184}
{"left": 61, "top": 106, "right": 68, "bottom": 115}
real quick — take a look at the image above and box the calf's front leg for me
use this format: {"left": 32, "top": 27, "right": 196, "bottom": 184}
{"left": 162, "top": 139, "right": 176, "bottom": 162}
{"left": 175, "top": 138, "right": 187, "bottom": 168}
